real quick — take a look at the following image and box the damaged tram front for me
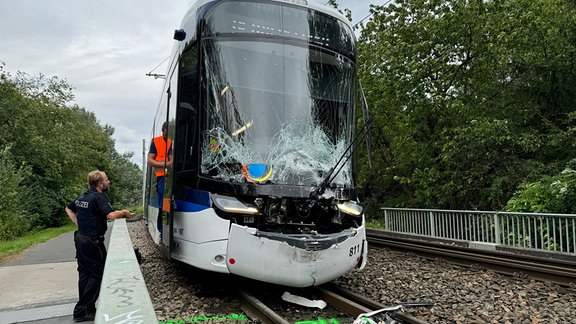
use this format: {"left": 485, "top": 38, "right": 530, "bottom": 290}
{"left": 145, "top": 0, "right": 368, "bottom": 287}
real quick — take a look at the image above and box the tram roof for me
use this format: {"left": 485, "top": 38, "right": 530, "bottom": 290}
{"left": 162, "top": 0, "right": 354, "bottom": 79}
{"left": 178, "top": 0, "right": 351, "bottom": 31}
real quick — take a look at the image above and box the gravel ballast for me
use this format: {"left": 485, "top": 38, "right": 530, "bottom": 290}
{"left": 128, "top": 220, "right": 576, "bottom": 323}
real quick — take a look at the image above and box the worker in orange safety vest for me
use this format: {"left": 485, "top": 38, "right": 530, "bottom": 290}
{"left": 148, "top": 121, "right": 172, "bottom": 235}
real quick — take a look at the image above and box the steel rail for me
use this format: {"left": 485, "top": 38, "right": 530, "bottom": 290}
{"left": 317, "top": 284, "right": 430, "bottom": 324}
{"left": 367, "top": 231, "right": 576, "bottom": 286}
{"left": 237, "top": 289, "right": 290, "bottom": 324}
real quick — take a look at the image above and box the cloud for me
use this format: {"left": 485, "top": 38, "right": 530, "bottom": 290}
{"left": 1, "top": 0, "right": 368, "bottom": 166}
{"left": 1, "top": 0, "right": 192, "bottom": 164}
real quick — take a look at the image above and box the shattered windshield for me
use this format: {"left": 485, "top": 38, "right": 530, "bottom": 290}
{"left": 199, "top": 2, "right": 357, "bottom": 187}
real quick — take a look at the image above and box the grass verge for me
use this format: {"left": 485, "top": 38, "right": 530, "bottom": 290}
{"left": 0, "top": 205, "right": 143, "bottom": 263}
{"left": 0, "top": 223, "right": 77, "bottom": 262}
{"left": 366, "top": 219, "right": 385, "bottom": 229}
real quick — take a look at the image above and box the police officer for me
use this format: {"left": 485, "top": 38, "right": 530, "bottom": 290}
{"left": 65, "top": 170, "right": 132, "bottom": 322}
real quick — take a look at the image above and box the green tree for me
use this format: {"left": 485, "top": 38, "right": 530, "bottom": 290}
{"left": 357, "top": 0, "right": 576, "bottom": 212}
{"left": 0, "top": 63, "right": 143, "bottom": 235}
{"left": 0, "top": 146, "right": 32, "bottom": 240}
{"left": 1, "top": 69, "right": 106, "bottom": 227}
{"left": 110, "top": 151, "right": 143, "bottom": 208}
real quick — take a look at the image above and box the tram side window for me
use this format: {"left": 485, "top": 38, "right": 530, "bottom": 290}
{"left": 176, "top": 45, "right": 199, "bottom": 172}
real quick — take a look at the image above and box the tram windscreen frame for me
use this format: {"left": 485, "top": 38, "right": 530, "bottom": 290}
{"left": 198, "top": 0, "right": 357, "bottom": 187}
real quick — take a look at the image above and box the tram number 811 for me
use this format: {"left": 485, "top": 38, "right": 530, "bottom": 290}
{"left": 349, "top": 244, "right": 362, "bottom": 257}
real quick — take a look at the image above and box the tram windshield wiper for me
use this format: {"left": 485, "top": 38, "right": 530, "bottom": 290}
{"left": 309, "top": 117, "right": 374, "bottom": 200}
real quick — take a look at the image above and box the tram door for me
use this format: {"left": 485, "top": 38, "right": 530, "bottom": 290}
{"left": 160, "top": 113, "right": 174, "bottom": 253}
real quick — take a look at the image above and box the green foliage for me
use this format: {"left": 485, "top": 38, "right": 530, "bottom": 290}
{"left": 506, "top": 164, "right": 576, "bottom": 214}
{"left": 108, "top": 151, "right": 143, "bottom": 208}
{"left": 326, "top": 0, "right": 353, "bottom": 25}
{"left": 0, "top": 146, "right": 32, "bottom": 240}
{"left": 357, "top": 0, "right": 576, "bottom": 210}
{"left": 0, "top": 63, "right": 143, "bottom": 238}
{"left": 506, "top": 181, "right": 554, "bottom": 213}
{"left": 365, "top": 218, "right": 385, "bottom": 230}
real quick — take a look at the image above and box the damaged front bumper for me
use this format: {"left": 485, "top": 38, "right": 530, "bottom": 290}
{"left": 226, "top": 223, "right": 367, "bottom": 287}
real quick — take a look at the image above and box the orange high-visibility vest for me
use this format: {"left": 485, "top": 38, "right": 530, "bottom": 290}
{"left": 153, "top": 136, "right": 172, "bottom": 177}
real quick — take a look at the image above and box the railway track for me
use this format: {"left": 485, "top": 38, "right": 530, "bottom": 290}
{"left": 238, "top": 288, "right": 291, "bottom": 324}
{"left": 316, "top": 284, "right": 432, "bottom": 324}
{"left": 129, "top": 220, "right": 576, "bottom": 323}
{"left": 237, "top": 283, "right": 431, "bottom": 323}
{"left": 367, "top": 229, "right": 576, "bottom": 286}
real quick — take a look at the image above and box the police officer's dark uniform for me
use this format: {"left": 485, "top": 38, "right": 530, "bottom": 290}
{"left": 67, "top": 187, "right": 114, "bottom": 321}
{"left": 66, "top": 171, "right": 131, "bottom": 322}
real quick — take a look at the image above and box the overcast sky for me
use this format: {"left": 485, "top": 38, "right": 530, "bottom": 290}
{"left": 0, "top": 0, "right": 373, "bottom": 167}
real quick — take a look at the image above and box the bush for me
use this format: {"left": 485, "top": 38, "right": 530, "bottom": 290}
{"left": 506, "top": 163, "right": 576, "bottom": 214}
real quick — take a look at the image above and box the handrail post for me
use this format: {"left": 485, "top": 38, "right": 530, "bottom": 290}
{"left": 494, "top": 212, "right": 501, "bottom": 245}
{"left": 383, "top": 208, "right": 389, "bottom": 230}
{"left": 429, "top": 211, "right": 436, "bottom": 237}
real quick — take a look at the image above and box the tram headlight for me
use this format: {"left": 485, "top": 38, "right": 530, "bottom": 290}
{"left": 212, "top": 194, "right": 260, "bottom": 214}
{"left": 336, "top": 201, "right": 363, "bottom": 217}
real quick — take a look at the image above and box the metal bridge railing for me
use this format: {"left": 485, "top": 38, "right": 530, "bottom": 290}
{"left": 381, "top": 208, "right": 576, "bottom": 254}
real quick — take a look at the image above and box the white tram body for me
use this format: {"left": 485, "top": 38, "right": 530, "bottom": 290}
{"left": 145, "top": 0, "right": 368, "bottom": 287}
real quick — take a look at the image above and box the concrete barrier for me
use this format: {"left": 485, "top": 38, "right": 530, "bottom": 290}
{"left": 95, "top": 219, "right": 157, "bottom": 323}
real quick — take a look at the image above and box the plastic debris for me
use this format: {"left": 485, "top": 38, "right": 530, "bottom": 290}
{"left": 281, "top": 291, "right": 327, "bottom": 309}
{"left": 353, "top": 305, "right": 404, "bottom": 324}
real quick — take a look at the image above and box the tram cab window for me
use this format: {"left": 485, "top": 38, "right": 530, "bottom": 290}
{"left": 175, "top": 46, "right": 199, "bottom": 172}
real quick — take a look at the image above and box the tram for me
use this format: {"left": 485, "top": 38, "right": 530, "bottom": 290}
{"left": 144, "top": 0, "right": 369, "bottom": 287}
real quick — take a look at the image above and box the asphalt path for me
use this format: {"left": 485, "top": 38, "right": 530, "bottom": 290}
{"left": 0, "top": 223, "right": 112, "bottom": 323}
